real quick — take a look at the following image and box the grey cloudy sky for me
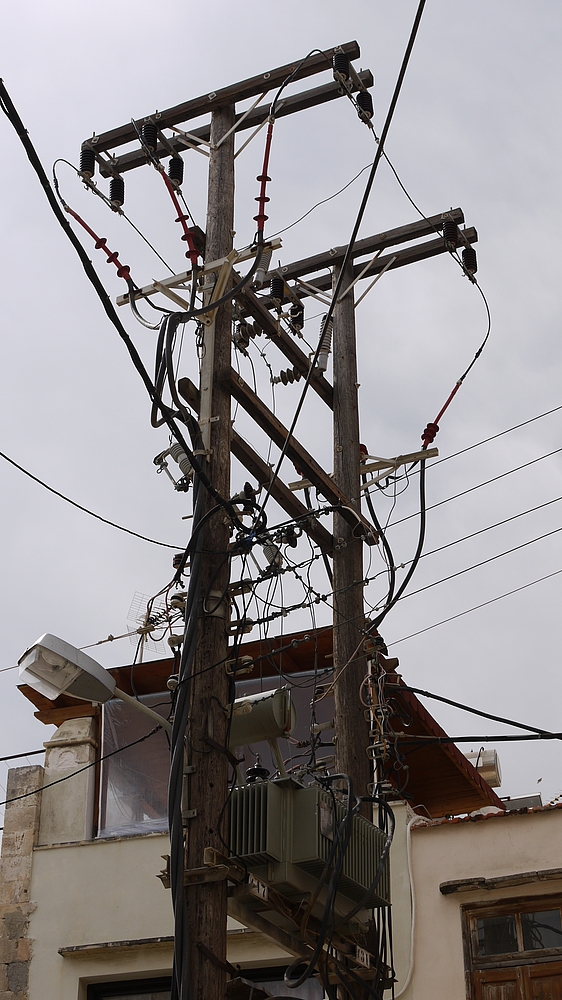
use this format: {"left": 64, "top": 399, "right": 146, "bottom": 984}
{"left": 1, "top": 1, "right": 561, "bottom": 821}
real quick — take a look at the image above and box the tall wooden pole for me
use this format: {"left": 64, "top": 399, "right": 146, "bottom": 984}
{"left": 332, "top": 259, "right": 371, "bottom": 802}
{"left": 184, "top": 104, "right": 235, "bottom": 1000}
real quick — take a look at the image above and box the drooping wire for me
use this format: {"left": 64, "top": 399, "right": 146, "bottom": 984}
{"left": 52, "top": 158, "right": 175, "bottom": 273}
{"left": 257, "top": 0, "right": 427, "bottom": 520}
{"left": 0, "top": 447, "right": 183, "bottom": 548}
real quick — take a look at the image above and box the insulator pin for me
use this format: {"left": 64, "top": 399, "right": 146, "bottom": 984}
{"left": 233, "top": 321, "right": 251, "bottom": 353}
{"left": 462, "top": 246, "right": 478, "bottom": 274}
{"left": 79, "top": 147, "right": 96, "bottom": 179}
{"left": 142, "top": 121, "right": 158, "bottom": 153}
{"left": 270, "top": 275, "right": 285, "bottom": 308}
{"left": 272, "top": 366, "right": 302, "bottom": 386}
{"left": 246, "top": 760, "right": 270, "bottom": 783}
{"left": 168, "top": 156, "right": 184, "bottom": 187}
{"left": 289, "top": 302, "right": 304, "bottom": 331}
{"left": 315, "top": 315, "right": 334, "bottom": 373}
{"left": 251, "top": 247, "right": 273, "bottom": 290}
{"left": 109, "top": 176, "right": 125, "bottom": 207}
{"left": 357, "top": 90, "right": 374, "bottom": 122}
{"left": 333, "top": 53, "right": 350, "bottom": 81}
{"left": 442, "top": 219, "right": 459, "bottom": 250}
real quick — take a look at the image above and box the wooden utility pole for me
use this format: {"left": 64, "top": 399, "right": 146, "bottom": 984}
{"left": 331, "top": 260, "right": 371, "bottom": 801}
{"left": 81, "top": 49, "right": 478, "bottom": 997}
{"left": 183, "top": 104, "right": 235, "bottom": 1000}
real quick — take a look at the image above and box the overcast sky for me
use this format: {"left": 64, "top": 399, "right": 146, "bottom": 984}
{"left": 1, "top": 1, "right": 561, "bottom": 824}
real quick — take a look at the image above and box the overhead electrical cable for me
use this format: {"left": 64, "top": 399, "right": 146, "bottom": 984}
{"left": 0, "top": 750, "right": 45, "bottom": 763}
{"left": 411, "top": 495, "right": 562, "bottom": 564}
{"left": 0, "top": 725, "right": 162, "bottom": 808}
{"left": 258, "top": 0, "right": 427, "bottom": 519}
{"left": 269, "top": 161, "right": 373, "bottom": 238}
{"left": 396, "top": 733, "right": 562, "bottom": 746}
{"left": 0, "top": 448, "right": 183, "bottom": 549}
{"left": 389, "top": 566, "right": 562, "bottom": 646}
{"left": 387, "top": 524, "right": 562, "bottom": 608}
{"left": 389, "top": 446, "right": 562, "bottom": 529}
{"left": 389, "top": 685, "right": 560, "bottom": 740}
{"left": 52, "top": 158, "right": 175, "bottom": 273}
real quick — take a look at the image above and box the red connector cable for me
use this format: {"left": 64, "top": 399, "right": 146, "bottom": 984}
{"left": 421, "top": 381, "right": 462, "bottom": 449}
{"left": 160, "top": 171, "right": 199, "bottom": 268}
{"left": 254, "top": 119, "right": 274, "bottom": 234}
{"left": 63, "top": 204, "right": 131, "bottom": 281}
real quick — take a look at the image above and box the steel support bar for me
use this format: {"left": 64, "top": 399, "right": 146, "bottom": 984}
{"left": 177, "top": 377, "right": 334, "bottom": 554}
{"left": 222, "top": 368, "right": 377, "bottom": 541}
{"left": 86, "top": 40, "right": 362, "bottom": 155}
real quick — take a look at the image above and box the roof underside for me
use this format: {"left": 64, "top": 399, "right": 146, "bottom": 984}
{"left": 18, "top": 628, "right": 501, "bottom": 817}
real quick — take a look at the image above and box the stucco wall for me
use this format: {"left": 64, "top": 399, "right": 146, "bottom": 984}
{"left": 27, "top": 831, "right": 289, "bottom": 1000}
{"left": 394, "top": 808, "right": 562, "bottom": 1000}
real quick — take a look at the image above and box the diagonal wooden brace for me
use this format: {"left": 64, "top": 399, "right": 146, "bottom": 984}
{"left": 177, "top": 377, "right": 334, "bottom": 554}
{"left": 222, "top": 368, "right": 377, "bottom": 544}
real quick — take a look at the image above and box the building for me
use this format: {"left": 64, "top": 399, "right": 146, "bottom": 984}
{"left": 2, "top": 630, "right": 558, "bottom": 1000}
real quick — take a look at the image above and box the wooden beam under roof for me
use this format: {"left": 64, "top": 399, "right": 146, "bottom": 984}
{"left": 85, "top": 41, "right": 362, "bottom": 156}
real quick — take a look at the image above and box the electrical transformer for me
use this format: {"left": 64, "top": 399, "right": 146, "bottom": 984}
{"left": 229, "top": 779, "right": 390, "bottom": 925}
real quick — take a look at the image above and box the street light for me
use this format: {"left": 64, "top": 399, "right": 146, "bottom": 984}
{"left": 18, "top": 633, "right": 172, "bottom": 734}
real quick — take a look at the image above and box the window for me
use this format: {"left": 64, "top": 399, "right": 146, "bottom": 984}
{"left": 240, "top": 964, "right": 324, "bottom": 999}
{"left": 98, "top": 672, "right": 335, "bottom": 838}
{"left": 463, "top": 897, "right": 562, "bottom": 1000}
{"left": 86, "top": 977, "right": 171, "bottom": 999}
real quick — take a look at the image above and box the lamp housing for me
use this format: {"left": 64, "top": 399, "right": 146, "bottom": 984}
{"left": 18, "top": 634, "right": 116, "bottom": 703}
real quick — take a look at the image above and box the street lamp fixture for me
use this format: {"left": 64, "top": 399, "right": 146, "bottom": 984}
{"left": 18, "top": 633, "right": 172, "bottom": 734}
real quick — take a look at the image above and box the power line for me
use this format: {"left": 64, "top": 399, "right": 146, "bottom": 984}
{"left": 431, "top": 402, "right": 562, "bottom": 469}
{"left": 0, "top": 725, "right": 161, "bottom": 808}
{"left": 388, "top": 684, "right": 559, "bottom": 739}
{"left": 397, "top": 732, "right": 562, "bottom": 745}
{"left": 389, "top": 446, "right": 562, "bottom": 529}
{"left": 389, "top": 566, "right": 562, "bottom": 646}
{"left": 418, "top": 496, "right": 562, "bottom": 562}
{"left": 0, "top": 448, "right": 183, "bottom": 549}
{"left": 269, "top": 161, "right": 373, "bottom": 238}
{"left": 392, "top": 524, "right": 562, "bottom": 606}
{"left": 0, "top": 749, "right": 45, "bottom": 763}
